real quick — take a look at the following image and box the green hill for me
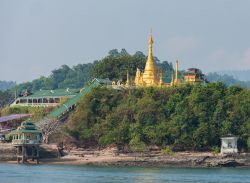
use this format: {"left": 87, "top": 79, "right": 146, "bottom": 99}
{"left": 12, "top": 49, "right": 249, "bottom": 97}
{"left": 206, "top": 72, "right": 250, "bottom": 88}
{"left": 66, "top": 83, "right": 250, "bottom": 151}
{"left": 0, "top": 81, "right": 16, "bottom": 91}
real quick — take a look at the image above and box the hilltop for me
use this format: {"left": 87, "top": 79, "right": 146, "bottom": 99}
{"left": 217, "top": 70, "right": 250, "bottom": 81}
{"left": 1, "top": 49, "right": 249, "bottom": 109}
{"left": 14, "top": 49, "right": 173, "bottom": 94}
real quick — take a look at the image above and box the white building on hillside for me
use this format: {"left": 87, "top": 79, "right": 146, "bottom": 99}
{"left": 221, "top": 135, "right": 238, "bottom": 155}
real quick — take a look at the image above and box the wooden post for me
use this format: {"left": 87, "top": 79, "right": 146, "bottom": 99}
{"left": 17, "top": 147, "right": 20, "bottom": 163}
{"left": 36, "top": 146, "right": 39, "bottom": 164}
{"left": 24, "top": 146, "right": 28, "bottom": 162}
{"left": 21, "top": 146, "right": 25, "bottom": 163}
{"left": 32, "top": 146, "right": 35, "bottom": 161}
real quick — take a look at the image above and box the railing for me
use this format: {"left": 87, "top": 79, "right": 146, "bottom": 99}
{"left": 12, "top": 139, "right": 41, "bottom": 145}
{"left": 10, "top": 103, "right": 59, "bottom": 107}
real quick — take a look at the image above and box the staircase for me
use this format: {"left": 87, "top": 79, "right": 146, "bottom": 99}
{"left": 47, "top": 79, "right": 107, "bottom": 119}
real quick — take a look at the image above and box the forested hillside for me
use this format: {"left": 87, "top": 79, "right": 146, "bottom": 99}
{"left": 0, "top": 90, "right": 14, "bottom": 108}
{"left": 7, "top": 49, "right": 249, "bottom": 99}
{"left": 66, "top": 83, "right": 250, "bottom": 151}
{"left": 0, "top": 81, "right": 16, "bottom": 91}
{"left": 0, "top": 81, "right": 15, "bottom": 108}
{"left": 217, "top": 70, "right": 250, "bottom": 81}
{"left": 206, "top": 73, "right": 250, "bottom": 88}
{"left": 2, "top": 49, "right": 250, "bottom": 151}
{"left": 16, "top": 63, "right": 93, "bottom": 94}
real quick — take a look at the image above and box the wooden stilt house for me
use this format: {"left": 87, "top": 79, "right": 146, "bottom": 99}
{"left": 8, "top": 121, "right": 42, "bottom": 164}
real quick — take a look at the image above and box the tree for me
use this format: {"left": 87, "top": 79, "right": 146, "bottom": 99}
{"left": 129, "top": 135, "right": 147, "bottom": 160}
{"left": 0, "top": 81, "right": 16, "bottom": 91}
{"left": 65, "top": 83, "right": 250, "bottom": 151}
{"left": 0, "top": 90, "right": 14, "bottom": 108}
{"left": 37, "top": 118, "right": 60, "bottom": 144}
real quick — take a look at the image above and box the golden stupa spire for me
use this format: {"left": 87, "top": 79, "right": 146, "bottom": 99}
{"left": 134, "top": 30, "right": 164, "bottom": 87}
{"left": 142, "top": 30, "right": 159, "bottom": 86}
{"left": 144, "top": 31, "right": 154, "bottom": 72}
{"left": 174, "top": 59, "right": 179, "bottom": 85}
{"left": 148, "top": 30, "right": 153, "bottom": 63}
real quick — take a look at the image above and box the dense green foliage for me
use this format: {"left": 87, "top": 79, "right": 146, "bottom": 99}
{"left": 0, "top": 90, "right": 14, "bottom": 108}
{"left": 0, "top": 81, "right": 16, "bottom": 91}
{"left": 67, "top": 83, "right": 250, "bottom": 151}
{"left": 17, "top": 64, "right": 93, "bottom": 94}
{"left": 91, "top": 49, "right": 173, "bottom": 82}
{"left": 206, "top": 72, "right": 250, "bottom": 88}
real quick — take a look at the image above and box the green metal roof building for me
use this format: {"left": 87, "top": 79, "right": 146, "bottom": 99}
{"left": 10, "top": 88, "right": 80, "bottom": 107}
{"left": 10, "top": 78, "right": 112, "bottom": 119}
{"left": 8, "top": 121, "right": 42, "bottom": 145}
{"left": 8, "top": 121, "right": 42, "bottom": 164}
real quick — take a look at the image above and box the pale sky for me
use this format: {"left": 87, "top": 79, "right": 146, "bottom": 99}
{"left": 1, "top": 0, "right": 250, "bottom": 83}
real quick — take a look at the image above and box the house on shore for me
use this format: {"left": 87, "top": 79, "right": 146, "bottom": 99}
{"left": 221, "top": 135, "right": 238, "bottom": 155}
{"left": 8, "top": 121, "right": 42, "bottom": 163}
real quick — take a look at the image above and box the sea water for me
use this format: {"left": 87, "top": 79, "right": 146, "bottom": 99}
{"left": 0, "top": 163, "right": 250, "bottom": 183}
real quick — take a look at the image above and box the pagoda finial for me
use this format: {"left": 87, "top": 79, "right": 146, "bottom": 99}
{"left": 174, "top": 58, "right": 179, "bottom": 85}
{"left": 145, "top": 30, "right": 154, "bottom": 68}
{"left": 148, "top": 29, "right": 153, "bottom": 46}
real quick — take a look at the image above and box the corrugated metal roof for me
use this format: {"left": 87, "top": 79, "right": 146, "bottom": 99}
{"left": 19, "top": 88, "right": 80, "bottom": 99}
{"left": 0, "top": 114, "right": 31, "bottom": 123}
{"left": 9, "top": 129, "right": 41, "bottom": 134}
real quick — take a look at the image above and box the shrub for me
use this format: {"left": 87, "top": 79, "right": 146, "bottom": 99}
{"left": 161, "top": 146, "right": 174, "bottom": 156}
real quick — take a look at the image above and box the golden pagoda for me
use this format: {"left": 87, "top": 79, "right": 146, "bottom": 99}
{"left": 132, "top": 31, "right": 202, "bottom": 88}
{"left": 134, "top": 32, "right": 162, "bottom": 87}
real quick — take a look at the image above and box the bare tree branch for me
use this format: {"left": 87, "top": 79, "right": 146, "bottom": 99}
{"left": 37, "top": 118, "right": 60, "bottom": 144}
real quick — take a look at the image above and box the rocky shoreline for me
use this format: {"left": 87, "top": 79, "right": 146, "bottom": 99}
{"left": 50, "top": 151, "right": 250, "bottom": 167}
{"left": 1, "top": 143, "right": 250, "bottom": 167}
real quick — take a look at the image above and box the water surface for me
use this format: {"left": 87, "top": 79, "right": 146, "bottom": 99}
{"left": 0, "top": 163, "right": 250, "bottom": 183}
